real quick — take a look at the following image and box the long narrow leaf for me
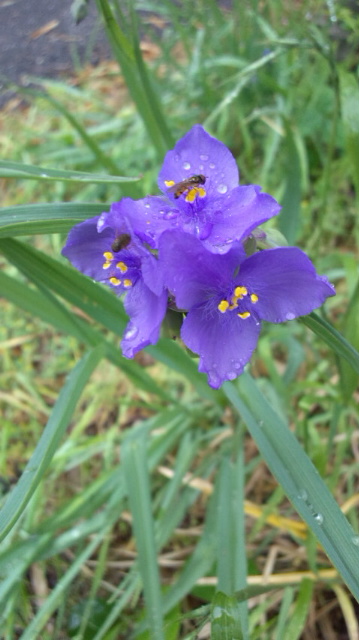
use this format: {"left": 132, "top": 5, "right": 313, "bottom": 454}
{"left": 301, "top": 312, "right": 359, "bottom": 375}
{"left": 0, "top": 160, "right": 139, "bottom": 184}
{"left": 224, "top": 373, "right": 359, "bottom": 602}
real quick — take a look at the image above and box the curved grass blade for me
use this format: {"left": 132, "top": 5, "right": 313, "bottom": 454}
{"left": 301, "top": 312, "right": 359, "bottom": 375}
{"left": 0, "top": 202, "right": 109, "bottom": 237}
{"left": 0, "top": 346, "right": 105, "bottom": 542}
{"left": 0, "top": 160, "right": 139, "bottom": 184}
{"left": 224, "top": 373, "right": 359, "bottom": 602}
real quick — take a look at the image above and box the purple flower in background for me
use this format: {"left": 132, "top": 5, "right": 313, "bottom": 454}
{"left": 61, "top": 215, "right": 167, "bottom": 357}
{"left": 104, "top": 125, "right": 281, "bottom": 254}
{"left": 159, "top": 231, "right": 335, "bottom": 388}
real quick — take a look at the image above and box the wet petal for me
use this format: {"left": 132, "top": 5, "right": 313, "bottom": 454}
{"left": 121, "top": 279, "right": 168, "bottom": 358}
{"left": 238, "top": 247, "right": 335, "bottom": 322}
{"left": 158, "top": 124, "right": 239, "bottom": 199}
{"left": 61, "top": 216, "right": 114, "bottom": 280}
{"left": 181, "top": 306, "right": 261, "bottom": 388}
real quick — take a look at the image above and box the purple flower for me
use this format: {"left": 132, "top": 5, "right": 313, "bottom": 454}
{"left": 101, "top": 125, "right": 281, "bottom": 254}
{"left": 159, "top": 231, "right": 335, "bottom": 388}
{"left": 61, "top": 216, "right": 167, "bottom": 357}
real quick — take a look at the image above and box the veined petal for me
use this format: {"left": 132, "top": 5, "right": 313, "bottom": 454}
{"left": 159, "top": 230, "right": 244, "bottom": 309}
{"left": 238, "top": 247, "right": 335, "bottom": 322}
{"left": 181, "top": 306, "right": 261, "bottom": 388}
{"left": 121, "top": 280, "right": 168, "bottom": 358}
{"left": 158, "top": 124, "right": 239, "bottom": 198}
{"left": 61, "top": 216, "right": 115, "bottom": 280}
{"left": 203, "top": 185, "right": 281, "bottom": 253}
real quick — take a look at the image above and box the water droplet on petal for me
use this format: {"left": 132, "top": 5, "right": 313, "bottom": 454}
{"left": 199, "top": 164, "right": 204, "bottom": 170}
{"left": 145, "top": 203, "right": 150, "bottom": 209}
{"left": 285, "top": 312, "right": 296, "bottom": 321}
{"left": 164, "top": 210, "right": 179, "bottom": 220}
{"left": 124, "top": 325, "right": 138, "bottom": 340}
{"left": 174, "top": 154, "right": 180, "bottom": 162}
{"left": 198, "top": 221, "right": 213, "bottom": 241}
{"left": 209, "top": 163, "right": 215, "bottom": 169}
{"left": 217, "top": 183, "right": 228, "bottom": 194}
{"left": 200, "top": 154, "right": 208, "bottom": 161}
{"left": 182, "top": 161, "right": 191, "bottom": 170}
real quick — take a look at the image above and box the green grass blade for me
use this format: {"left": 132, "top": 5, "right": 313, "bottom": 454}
{"left": 0, "top": 202, "right": 109, "bottom": 237}
{"left": 0, "top": 346, "right": 105, "bottom": 542}
{"left": 283, "top": 579, "right": 314, "bottom": 640}
{"left": 224, "top": 373, "right": 359, "bottom": 602}
{"left": 211, "top": 592, "right": 244, "bottom": 640}
{"left": 0, "top": 160, "right": 139, "bottom": 184}
{"left": 123, "top": 431, "right": 165, "bottom": 640}
{"left": 301, "top": 312, "right": 359, "bottom": 375}
{"left": 338, "top": 279, "right": 359, "bottom": 400}
{"left": 95, "top": 0, "right": 173, "bottom": 158}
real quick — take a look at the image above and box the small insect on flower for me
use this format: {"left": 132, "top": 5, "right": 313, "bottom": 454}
{"left": 167, "top": 174, "right": 206, "bottom": 199}
{"left": 111, "top": 233, "right": 131, "bottom": 252}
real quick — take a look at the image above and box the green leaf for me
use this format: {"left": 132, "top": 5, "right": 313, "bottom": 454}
{"left": 0, "top": 346, "right": 105, "bottom": 542}
{"left": 283, "top": 579, "right": 314, "bottom": 640}
{"left": 0, "top": 202, "right": 109, "bottom": 237}
{"left": 301, "top": 312, "right": 359, "bottom": 375}
{"left": 339, "top": 70, "right": 359, "bottom": 196}
{"left": 225, "top": 372, "right": 359, "bottom": 602}
{"left": 338, "top": 279, "right": 359, "bottom": 400}
{"left": 211, "top": 592, "right": 243, "bottom": 640}
{"left": 0, "top": 160, "right": 139, "bottom": 184}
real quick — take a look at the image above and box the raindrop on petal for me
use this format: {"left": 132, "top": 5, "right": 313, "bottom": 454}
{"left": 217, "top": 183, "right": 228, "bottom": 194}
{"left": 200, "top": 154, "right": 208, "bottom": 161}
{"left": 182, "top": 161, "right": 191, "bottom": 170}
{"left": 124, "top": 325, "right": 138, "bottom": 340}
{"left": 285, "top": 312, "right": 296, "bottom": 321}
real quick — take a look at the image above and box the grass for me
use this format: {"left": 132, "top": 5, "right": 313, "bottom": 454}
{"left": 1, "top": 0, "right": 359, "bottom": 638}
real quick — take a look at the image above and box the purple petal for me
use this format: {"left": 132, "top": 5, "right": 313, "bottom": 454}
{"left": 203, "top": 185, "right": 281, "bottom": 253}
{"left": 121, "top": 280, "right": 168, "bottom": 358}
{"left": 159, "top": 230, "right": 244, "bottom": 309}
{"left": 158, "top": 125, "right": 239, "bottom": 198}
{"left": 62, "top": 216, "right": 114, "bottom": 280}
{"left": 181, "top": 306, "right": 261, "bottom": 388}
{"left": 238, "top": 247, "right": 335, "bottom": 322}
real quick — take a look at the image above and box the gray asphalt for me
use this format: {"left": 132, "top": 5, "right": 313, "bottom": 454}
{"left": 0, "top": 0, "right": 110, "bottom": 101}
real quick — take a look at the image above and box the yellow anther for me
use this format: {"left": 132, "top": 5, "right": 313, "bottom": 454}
{"left": 102, "top": 261, "right": 111, "bottom": 270}
{"left": 218, "top": 300, "right": 229, "bottom": 313}
{"left": 116, "top": 261, "right": 128, "bottom": 273}
{"left": 103, "top": 251, "right": 113, "bottom": 261}
{"left": 109, "top": 277, "right": 121, "bottom": 286}
{"left": 123, "top": 279, "right": 133, "bottom": 288}
{"left": 164, "top": 180, "right": 175, "bottom": 187}
{"left": 234, "top": 286, "right": 248, "bottom": 299}
{"left": 238, "top": 311, "right": 250, "bottom": 319}
{"left": 185, "top": 187, "right": 206, "bottom": 203}
{"left": 250, "top": 293, "right": 259, "bottom": 303}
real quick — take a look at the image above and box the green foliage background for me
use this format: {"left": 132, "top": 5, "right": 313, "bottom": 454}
{"left": 1, "top": 0, "right": 359, "bottom": 638}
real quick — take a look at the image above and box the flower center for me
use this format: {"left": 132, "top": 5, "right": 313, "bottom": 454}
{"left": 217, "top": 285, "right": 258, "bottom": 319}
{"left": 102, "top": 251, "right": 133, "bottom": 288}
{"left": 165, "top": 176, "right": 207, "bottom": 203}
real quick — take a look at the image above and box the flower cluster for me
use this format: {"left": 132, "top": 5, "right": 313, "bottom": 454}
{"left": 62, "top": 125, "right": 335, "bottom": 388}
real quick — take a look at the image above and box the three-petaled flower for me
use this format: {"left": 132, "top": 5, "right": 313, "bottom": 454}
{"left": 62, "top": 124, "right": 335, "bottom": 387}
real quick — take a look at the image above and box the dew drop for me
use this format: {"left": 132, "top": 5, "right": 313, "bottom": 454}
{"left": 124, "top": 325, "right": 138, "bottom": 340}
{"left": 352, "top": 536, "right": 359, "bottom": 547}
{"left": 209, "top": 163, "right": 215, "bottom": 169}
{"left": 285, "top": 312, "right": 295, "bottom": 321}
{"left": 145, "top": 203, "right": 150, "bottom": 209}
{"left": 40, "top": 172, "right": 48, "bottom": 178}
{"left": 164, "top": 210, "right": 179, "bottom": 220}
{"left": 182, "top": 161, "right": 191, "bottom": 170}
{"left": 200, "top": 154, "right": 209, "bottom": 161}
{"left": 298, "top": 489, "right": 308, "bottom": 501}
{"left": 313, "top": 513, "right": 324, "bottom": 525}
{"left": 199, "top": 164, "right": 204, "bottom": 170}
{"left": 217, "top": 183, "right": 228, "bottom": 194}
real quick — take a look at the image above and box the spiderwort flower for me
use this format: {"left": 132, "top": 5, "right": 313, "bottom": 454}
{"left": 103, "top": 125, "right": 281, "bottom": 254}
{"left": 159, "top": 231, "right": 335, "bottom": 388}
{"left": 61, "top": 215, "right": 167, "bottom": 357}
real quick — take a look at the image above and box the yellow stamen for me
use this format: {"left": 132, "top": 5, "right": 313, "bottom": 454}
{"left": 218, "top": 300, "right": 229, "bottom": 313}
{"left": 250, "top": 293, "right": 258, "bottom": 303}
{"left": 103, "top": 251, "right": 113, "bottom": 261}
{"left": 234, "top": 286, "right": 248, "bottom": 299}
{"left": 116, "top": 261, "right": 128, "bottom": 273}
{"left": 102, "top": 261, "right": 111, "bottom": 270}
{"left": 164, "top": 180, "right": 175, "bottom": 187}
{"left": 185, "top": 187, "right": 206, "bottom": 203}
{"left": 238, "top": 311, "right": 250, "bottom": 319}
{"left": 123, "top": 279, "right": 133, "bottom": 288}
{"left": 109, "top": 277, "right": 121, "bottom": 286}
